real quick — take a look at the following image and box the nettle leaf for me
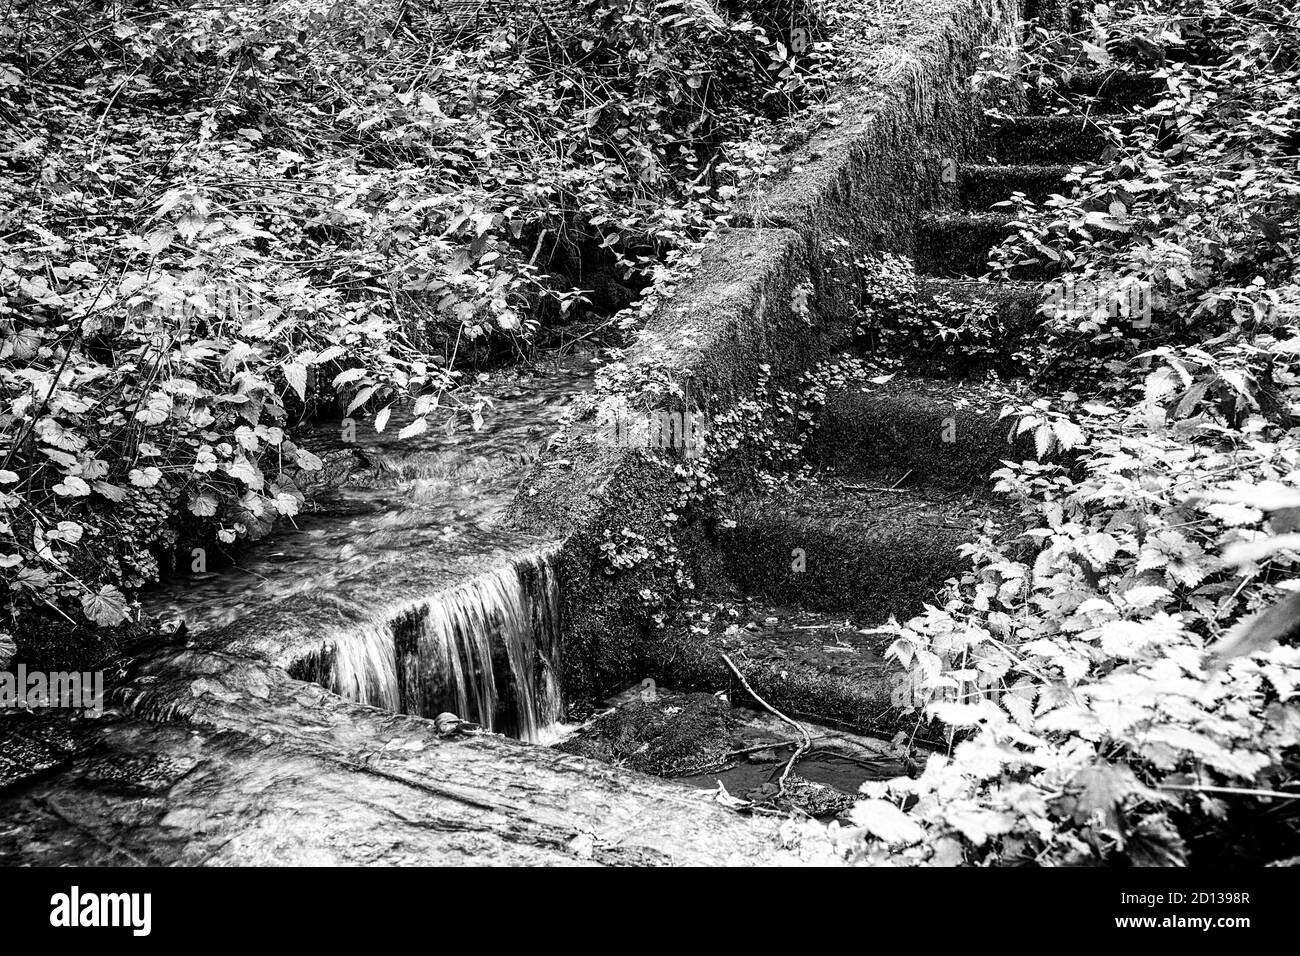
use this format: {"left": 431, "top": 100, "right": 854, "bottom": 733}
{"left": 1121, "top": 585, "right": 1171, "bottom": 610}
{"left": 333, "top": 368, "right": 367, "bottom": 388}
{"left": 849, "top": 799, "right": 925, "bottom": 846}
{"left": 398, "top": 416, "right": 428, "bottom": 440}
{"left": 81, "top": 585, "right": 129, "bottom": 627}
{"left": 283, "top": 362, "right": 308, "bottom": 401}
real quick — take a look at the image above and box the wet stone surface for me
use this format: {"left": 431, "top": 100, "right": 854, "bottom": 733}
{"left": 555, "top": 685, "right": 914, "bottom": 821}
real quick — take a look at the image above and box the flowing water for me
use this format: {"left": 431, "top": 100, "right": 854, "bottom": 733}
{"left": 142, "top": 352, "right": 598, "bottom": 740}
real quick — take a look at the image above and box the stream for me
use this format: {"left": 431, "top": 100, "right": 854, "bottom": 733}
{"left": 141, "top": 350, "right": 600, "bottom": 741}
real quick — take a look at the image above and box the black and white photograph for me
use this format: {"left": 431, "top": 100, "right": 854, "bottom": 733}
{"left": 0, "top": 0, "right": 1296, "bottom": 921}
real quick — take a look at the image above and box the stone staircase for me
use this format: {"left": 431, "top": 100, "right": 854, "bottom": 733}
{"left": 679, "top": 46, "right": 1164, "bottom": 736}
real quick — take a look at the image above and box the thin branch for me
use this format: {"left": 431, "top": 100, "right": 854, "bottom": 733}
{"left": 720, "top": 652, "right": 812, "bottom": 797}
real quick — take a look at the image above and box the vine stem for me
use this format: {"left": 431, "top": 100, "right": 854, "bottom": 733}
{"left": 720, "top": 652, "right": 812, "bottom": 797}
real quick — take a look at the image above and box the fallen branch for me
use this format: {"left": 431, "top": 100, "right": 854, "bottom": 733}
{"left": 720, "top": 652, "right": 813, "bottom": 797}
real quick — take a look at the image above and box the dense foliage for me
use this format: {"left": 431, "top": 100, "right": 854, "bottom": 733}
{"left": 0, "top": 0, "right": 827, "bottom": 648}
{"left": 824, "top": 0, "right": 1300, "bottom": 865}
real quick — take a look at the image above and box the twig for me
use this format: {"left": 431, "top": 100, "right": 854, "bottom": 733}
{"left": 720, "top": 652, "right": 812, "bottom": 796}
{"left": 1159, "top": 783, "right": 1300, "bottom": 801}
{"left": 726, "top": 733, "right": 831, "bottom": 759}
{"left": 839, "top": 469, "right": 914, "bottom": 493}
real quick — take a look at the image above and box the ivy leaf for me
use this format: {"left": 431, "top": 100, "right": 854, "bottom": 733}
{"left": 81, "top": 585, "right": 129, "bottom": 627}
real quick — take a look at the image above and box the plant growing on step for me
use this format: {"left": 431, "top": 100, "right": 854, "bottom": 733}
{"left": 852, "top": 254, "right": 1002, "bottom": 374}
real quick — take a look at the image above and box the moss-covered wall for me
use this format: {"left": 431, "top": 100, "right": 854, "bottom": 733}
{"left": 511, "top": 0, "right": 1025, "bottom": 707}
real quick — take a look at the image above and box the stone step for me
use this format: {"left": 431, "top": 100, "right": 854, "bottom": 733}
{"left": 952, "top": 163, "right": 1072, "bottom": 211}
{"left": 982, "top": 114, "right": 1122, "bottom": 165}
{"left": 645, "top": 601, "right": 908, "bottom": 734}
{"left": 810, "top": 375, "right": 1035, "bottom": 485}
{"left": 1027, "top": 70, "right": 1163, "bottom": 112}
{"left": 717, "top": 482, "right": 1015, "bottom": 622}
{"left": 915, "top": 212, "right": 1060, "bottom": 280}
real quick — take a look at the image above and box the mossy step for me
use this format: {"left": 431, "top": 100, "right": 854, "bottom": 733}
{"left": 1027, "top": 70, "right": 1163, "bottom": 112}
{"left": 647, "top": 600, "right": 908, "bottom": 734}
{"left": 954, "top": 163, "right": 1073, "bottom": 211}
{"left": 983, "top": 114, "right": 1123, "bottom": 165}
{"left": 915, "top": 212, "right": 1060, "bottom": 280}
{"left": 811, "top": 375, "right": 1034, "bottom": 486}
{"left": 717, "top": 483, "right": 1016, "bottom": 621}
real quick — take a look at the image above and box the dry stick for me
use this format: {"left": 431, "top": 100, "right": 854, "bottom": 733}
{"left": 720, "top": 652, "right": 812, "bottom": 797}
{"left": 840, "top": 468, "right": 914, "bottom": 494}
{"left": 1159, "top": 784, "right": 1300, "bottom": 801}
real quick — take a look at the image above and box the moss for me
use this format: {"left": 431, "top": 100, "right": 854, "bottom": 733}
{"left": 950, "top": 163, "right": 1073, "bottom": 212}
{"left": 981, "top": 114, "right": 1115, "bottom": 164}
{"left": 12, "top": 612, "right": 159, "bottom": 673}
{"left": 811, "top": 375, "right": 1036, "bottom": 484}
{"left": 556, "top": 692, "right": 738, "bottom": 776}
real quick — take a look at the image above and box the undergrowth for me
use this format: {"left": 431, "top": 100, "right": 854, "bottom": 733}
{"left": 0, "top": 0, "right": 847, "bottom": 649}
{"left": 792, "top": 0, "right": 1300, "bottom": 866}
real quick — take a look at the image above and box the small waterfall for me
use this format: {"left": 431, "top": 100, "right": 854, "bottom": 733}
{"left": 325, "top": 550, "right": 564, "bottom": 742}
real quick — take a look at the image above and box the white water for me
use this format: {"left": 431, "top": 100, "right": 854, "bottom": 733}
{"left": 328, "top": 550, "right": 564, "bottom": 742}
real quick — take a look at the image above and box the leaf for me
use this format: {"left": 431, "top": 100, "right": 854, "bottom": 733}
{"left": 1080, "top": 41, "right": 1112, "bottom": 67}
{"left": 374, "top": 406, "right": 392, "bottom": 434}
{"left": 398, "top": 417, "right": 428, "bottom": 440}
{"left": 188, "top": 491, "right": 219, "bottom": 517}
{"left": 81, "top": 585, "right": 129, "bottom": 627}
{"left": 1211, "top": 591, "right": 1300, "bottom": 660}
{"left": 128, "top": 466, "right": 162, "bottom": 488}
{"left": 0, "top": 632, "right": 14, "bottom": 669}
{"left": 225, "top": 455, "right": 264, "bottom": 490}
{"left": 347, "top": 385, "right": 377, "bottom": 414}
{"left": 1053, "top": 418, "right": 1086, "bottom": 451}
{"left": 1066, "top": 764, "right": 1136, "bottom": 830}
{"left": 93, "top": 482, "right": 128, "bottom": 502}
{"left": 1034, "top": 424, "right": 1054, "bottom": 460}
{"left": 293, "top": 447, "right": 323, "bottom": 471}
{"left": 1223, "top": 533, "right": 1300, "bottom": 566}
{"left": 283, "top": 362, "right": 308, "bottom": 401}
{"left": 849, "top": 799, "right": 925, "bottom": 845}
{"left": 53, "top": 476, "right": 91, "bottom": 497}
{"left": 332, "top": 368, "right": 367, "bottom": 388}
{"left": 1121, "top": 585, "right": 1171, "bottom": 609}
